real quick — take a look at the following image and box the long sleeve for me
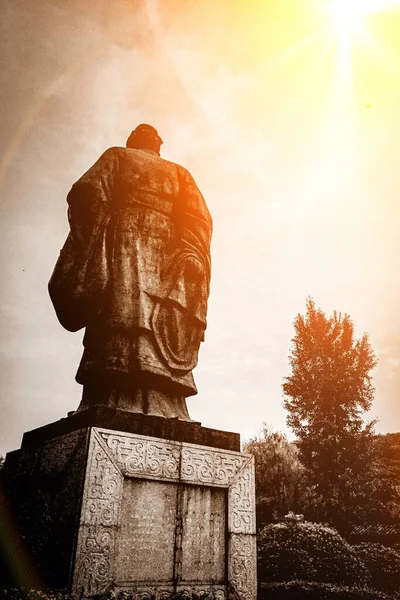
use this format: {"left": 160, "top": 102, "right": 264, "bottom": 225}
{"left": 48, "top": 148, "right": 118, "bottom": 332}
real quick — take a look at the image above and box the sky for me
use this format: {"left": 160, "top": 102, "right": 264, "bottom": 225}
{"left": 1, "top": 0, "right": 400, "bottom": 456}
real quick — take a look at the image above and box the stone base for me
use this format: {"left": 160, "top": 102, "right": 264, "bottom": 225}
{"left": 21, "top": 406, "right": 240, "bottom": 452}
{"left": 1, "top": 421, "right": 256, "bottom": 600}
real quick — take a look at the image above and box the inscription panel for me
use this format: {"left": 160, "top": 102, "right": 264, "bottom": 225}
{"left": 116, "top": 479, "right": 178, "bottom": 582}
{"left": 180, "top": 485, "right": 226, "bottom": 583}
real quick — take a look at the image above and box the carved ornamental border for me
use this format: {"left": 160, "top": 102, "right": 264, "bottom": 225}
{"left": 72, "top": 427, "right": 256, "bottom": 600}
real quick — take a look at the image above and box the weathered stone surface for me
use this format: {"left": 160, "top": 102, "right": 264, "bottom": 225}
{"left": 179, "top": 485, "right": 226, "bottom": 583}
{"left": 73, "top": 427, "right": 256, "bottom": 599}
{"left": 48, "top": 128, "right": 213, "bottom": 419}
{"left": 117, "top": 480, "right": 178, "bottom": 582}
{"left": 0, "top": 430, "right": 89, "bottom": 590}
{"left": 117, "top": 481, "right": 227, "bottom": 585}
{"left": 2, "top": 425, "right": 256, "bottom": 600}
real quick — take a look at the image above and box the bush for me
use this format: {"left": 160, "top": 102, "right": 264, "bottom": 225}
{"left": 352, "top": 543, "right": 400, "bottom": 594}
{"left": 392, "top": 542, "right": 400, "bottom": 555}
{"left": 258, "top": 519, "right": 369, "bottom": 587}
{"left": 259, "top": 581, "right": 394, "bottom": 600}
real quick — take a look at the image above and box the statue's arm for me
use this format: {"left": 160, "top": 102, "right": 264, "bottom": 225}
{"left": 49, "top": 147, "right": 118, "bottom": 332}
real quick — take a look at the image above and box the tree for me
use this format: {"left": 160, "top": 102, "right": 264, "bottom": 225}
{"left": 244, "top": 425, "right": 312, "bottom": 527}
{"left": 283, "top": 298, "right": 377, "bottom": 531}
{"left": 370, "top": 433, "right": 400, "bottom": 522}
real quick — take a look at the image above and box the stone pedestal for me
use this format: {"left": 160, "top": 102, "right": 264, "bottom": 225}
{"left": 1, "top": 412, "right": 256, "bottom": 600}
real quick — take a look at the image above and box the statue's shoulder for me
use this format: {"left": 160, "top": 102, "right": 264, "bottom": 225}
{"left": 100, "top": 146, "right": 122, "bottom": 157}
{"left": 101, "top": 145, "right": 152, "bottom": 161}
{"left": 159, "top": 157, "right": 194, "bottom": 182}
{"left": 103, "top": 150, "right": 198, "bottom": 190}
{"left": 111, "top": 147, "right": 172, "bottom": 165}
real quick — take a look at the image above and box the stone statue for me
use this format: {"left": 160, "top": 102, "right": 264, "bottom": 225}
{"left": 49, "top": 124, "right": 212, "bottom": 420}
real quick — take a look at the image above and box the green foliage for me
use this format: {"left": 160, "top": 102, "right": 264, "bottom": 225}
{"left": 283, "top": 298, "right": 378, "bottom": 531}
{"left": 352, "top": 543, "right": 400, "bottom": 595}
{"left": 243, "top": 425, "right": 312, "bottom": 526}
{"left": 258, "top": 519, "right": 369, "bottom": 588}
{"left": 259, "top": 581, "right": 395, "bottom": 600}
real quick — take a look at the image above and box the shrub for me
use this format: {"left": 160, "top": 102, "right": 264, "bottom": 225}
{"left": 259, "top": 581, "right": 394, "bottom": 600}
{"left": 258, "top": 519, "right": 369, "bottom": 587}
{"left": 393, "top": 543, "right": 400, "bottom": 555}
{"left": 352, "top": 543, "right": 400, "bottom": 594}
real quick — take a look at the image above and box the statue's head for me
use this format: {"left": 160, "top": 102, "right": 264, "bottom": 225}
{"left": 126, "top": 124, "right": 163, "bottom": 155}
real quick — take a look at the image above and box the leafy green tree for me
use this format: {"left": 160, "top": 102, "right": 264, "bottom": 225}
{"left": 283, "top": 298, "right": 378, "bottom": 531}
{"left": 244, "top": 425, "right": 312, "bottom": 527}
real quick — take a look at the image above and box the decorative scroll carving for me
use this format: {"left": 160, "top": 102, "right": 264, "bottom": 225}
{"left": 73, "top": 429, "right": 123, "bottom": 596}
{"left": 176, "top": 585, "right": 227, "bottom": 600}
{"left": 116, "top": 584, "right": 227, "bottom": 600}
{"left": 98, "top": 430, "right": 253, "bottom": 492}
{"left": 180, "top": 447, "right": 243, "bottom": 487}
{"left": 229, "top": 458, "right": 256, "bottom": 535}
{"left": 116, "top": 586, "right": 174, "bottom": 600}
{"left": 73, "top": 428, "right": 256, "bottom": 600}
{"left": 228, "top": 534, "right": 257, "bottom": 600}
{"left": 99, "top": 432, "right": 180, "bottom": 480}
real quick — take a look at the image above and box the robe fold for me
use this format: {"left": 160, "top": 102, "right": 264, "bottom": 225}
{"left": 49, "top": 146, "right": 212, "bottom": 397}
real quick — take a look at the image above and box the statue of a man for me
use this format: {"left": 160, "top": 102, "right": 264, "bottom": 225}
{"left": 49, "top": 124, "right": 212, "bottom": 420}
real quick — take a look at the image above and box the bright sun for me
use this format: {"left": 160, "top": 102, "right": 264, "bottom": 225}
{"left": 325, "top": 0, "right": 400, "bottom": 42}
{"left": 327, "top": 0, "right": 376, "bottom": 37}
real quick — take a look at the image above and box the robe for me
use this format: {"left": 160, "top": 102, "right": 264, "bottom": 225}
{"left": 49, "top": 146, "right": 212, "bottom": 398}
